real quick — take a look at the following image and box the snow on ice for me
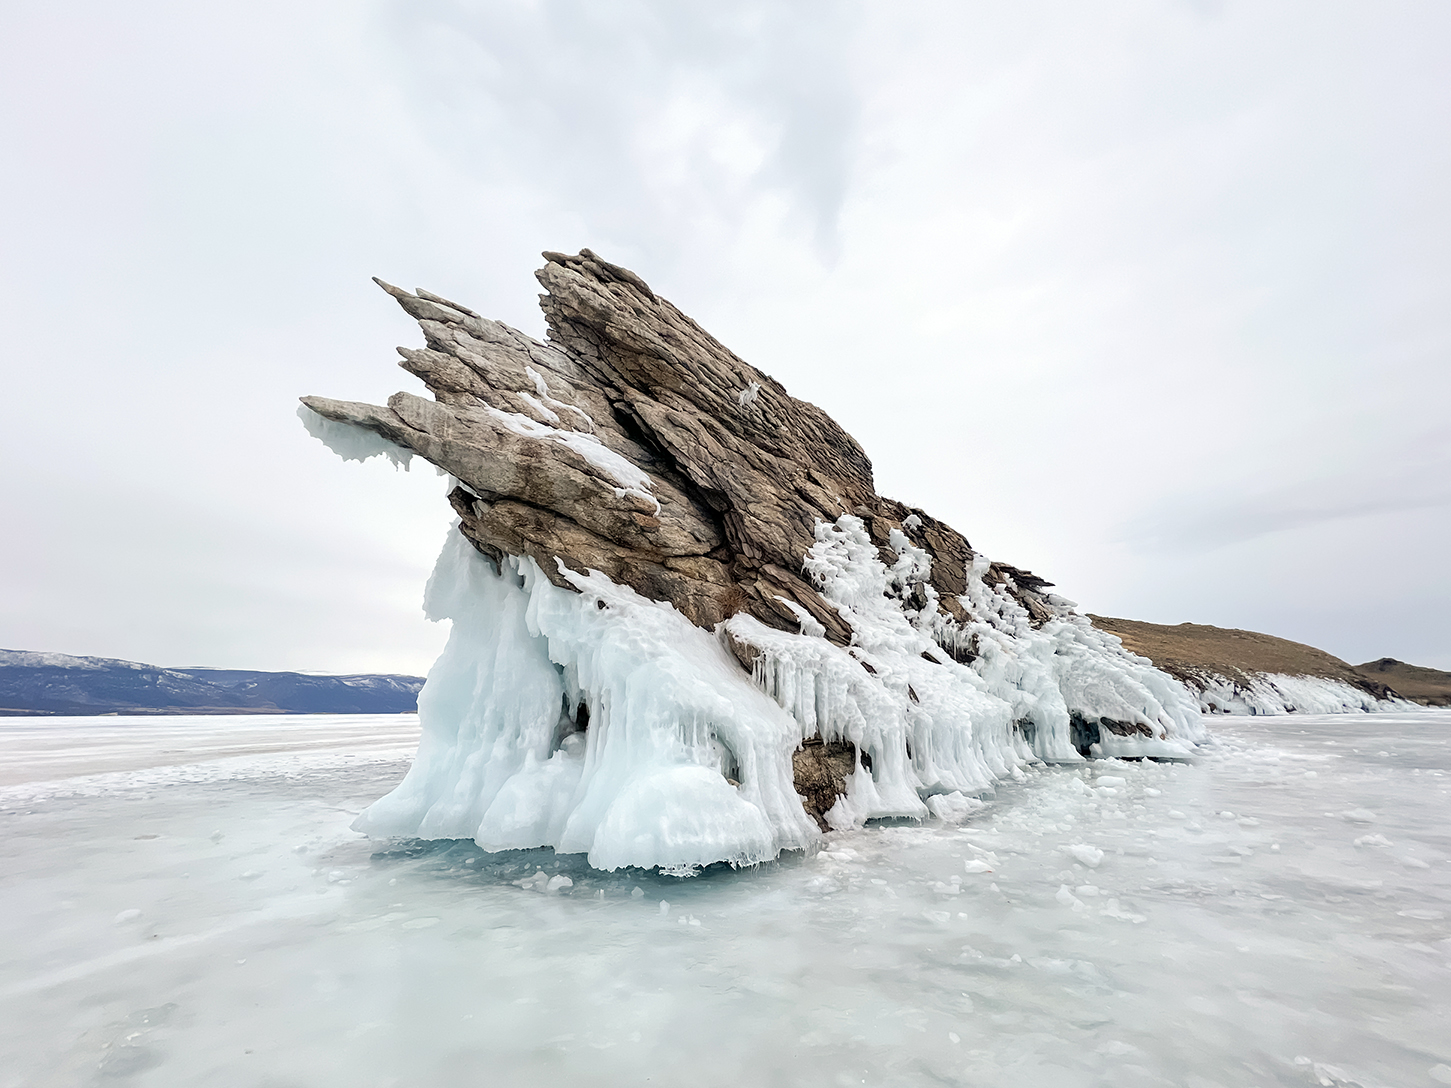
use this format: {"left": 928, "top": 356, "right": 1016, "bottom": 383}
{"left": 3, "top": 709, "right": 1449, "bottom": 1087}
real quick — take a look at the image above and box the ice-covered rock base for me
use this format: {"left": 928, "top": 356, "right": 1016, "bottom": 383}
{"left": 1191, "top": 672, "right": 1400, "bottom": 716}
{"left": 302, "top": 250, "right": 1211, "bottom": 871}
{"left": 352, "top": 519, "right": 1207, "bottom": 871}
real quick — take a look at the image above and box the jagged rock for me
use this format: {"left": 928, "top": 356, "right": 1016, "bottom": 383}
{"left": 303, "top": 252, "right": 1209, "bottom": 864}
{"left": 303, "top": 249, "right": 1058, "bottom": 654}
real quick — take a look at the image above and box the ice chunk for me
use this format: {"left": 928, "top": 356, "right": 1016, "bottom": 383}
{"left": 926, "top": 792, "right": 988, "bottom": 823}
{"left": 297, "top": 404, "right": 413, "bottom": 469}
{"left": 353, "top": 530, "right": 815, "bottom": 871}
{"left": 1353, "top": 834, "right": 1393, "bottom": 848}
{"left": 1065, "top": 843, "right": 1104, "bottom": 868}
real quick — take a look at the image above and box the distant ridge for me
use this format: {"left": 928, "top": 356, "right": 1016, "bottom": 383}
{"left": 1090, "top": 617, "right": 1447, "bottom": 713}
{"left": 1354, "top": 658, "right": 1451, "bottom": 707}
{"left": 0, "top": 649, "right": 424, "bottom": 716}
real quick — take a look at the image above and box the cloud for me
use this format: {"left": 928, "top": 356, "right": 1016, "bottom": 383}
{"left": 378, "top": 0, "right": 862, "bottom": 262}
{"left": 3, "top": 0, "right": 1451, "bottom": 672}
{"left": 1120, "top": 425, "right": 1451, "bottom": 553}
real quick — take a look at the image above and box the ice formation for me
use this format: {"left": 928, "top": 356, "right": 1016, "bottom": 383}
{"left": 297, "top": 403, "right": 413, "bottom": 469}
{"left": 1190, "top": 673, "right": 1394, "bottom": 716}
{"left": 349, "top": 517, "right": 1205, "bottom": 871}
{"left": 304, "top": 250, "right": 1211, "bottom": 872}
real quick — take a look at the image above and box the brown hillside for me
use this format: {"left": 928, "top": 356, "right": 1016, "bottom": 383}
{"left": 1088, "top": 616, "right": 1395, "bottom": 701}
{"left": 1354, "top": 659, "right": 1451, "bottom": 707}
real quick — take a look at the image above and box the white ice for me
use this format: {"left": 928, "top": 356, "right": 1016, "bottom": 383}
{"left": 296, "top": 404, "right": 413, "bottom": 469}
{"left": 352, "top": 518, "right": 1209, "bottom": 873}
{"left": 1192, "top": 671, "right": 1403, "bottom": 716}
{"left": 354, "top": 531, "right": 815, "bottom": 871}
{"left": 3, "top": 708, "right": 1449, "bottom": 1087}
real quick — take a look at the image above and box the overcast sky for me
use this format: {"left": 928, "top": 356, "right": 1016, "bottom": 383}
{"left": 2, "top": 1, "right": 1448, "bottom": 674}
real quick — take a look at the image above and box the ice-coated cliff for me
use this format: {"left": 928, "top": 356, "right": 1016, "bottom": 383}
{"left": 302, "top": 250, "right": 1208, "bottom": 871}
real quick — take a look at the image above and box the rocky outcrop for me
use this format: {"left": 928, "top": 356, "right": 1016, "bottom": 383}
{"left": 305, "top": 252, "right": 1209, "bottom": 867}
{"left": 302, "top": 249, "right": 1057, "bottom": 664}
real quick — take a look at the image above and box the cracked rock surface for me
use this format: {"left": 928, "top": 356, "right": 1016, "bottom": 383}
{"left": 302, "top": 249, "right": 1057, "bottom": 655}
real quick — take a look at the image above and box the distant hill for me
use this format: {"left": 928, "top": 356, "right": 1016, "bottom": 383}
{"left": 0, "top": 649, "right": 425, "bottom": 716}
{"left": 1088, "top": 617, "right": 1402, "bottom": 715}
{"left": 1354, "top": 658, "right": 1451, "bottom": 707}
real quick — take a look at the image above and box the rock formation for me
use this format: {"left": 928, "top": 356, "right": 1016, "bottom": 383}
{"left": 301, "top": 251, "right": 1206, "bottom": 870}
{"left": 303, "top": 249, "right": 1054, "bottom": 660}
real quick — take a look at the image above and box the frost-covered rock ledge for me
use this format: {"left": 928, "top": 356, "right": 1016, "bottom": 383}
{"left": 301, "top": 250, "right": 1208, "bottom": 872}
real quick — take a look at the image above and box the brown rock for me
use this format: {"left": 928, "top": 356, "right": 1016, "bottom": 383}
{"left": 1354, "top": 657, "right": 1451, "bottom": 707}
{"left": 304, "top": 251, "right": 1067, "bottom": 811}
{"left": 304, "top": 250, "right": 1056, "bottom": 643}
{"left": 792, "top": 739, "right": 867, "bottom": 832}
{"left": 1090, "top": 615, "right": 1396, "bottom": 703}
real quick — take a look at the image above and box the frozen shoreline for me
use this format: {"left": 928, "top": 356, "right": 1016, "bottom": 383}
{"left": 0, "top": 713, "right": 421, "bottom": 789}
{"left": 2, "top": 708, "right": 1449, "bottom": 1086}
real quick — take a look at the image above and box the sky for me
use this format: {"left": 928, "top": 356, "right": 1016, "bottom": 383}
{"left": 1, "top": 0, "right": 1448, "bottom": 675}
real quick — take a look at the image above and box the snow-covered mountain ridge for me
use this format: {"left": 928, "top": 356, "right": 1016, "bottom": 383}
{"left": 301, "top": 250, "right": 1219, "bottom": 870}
{"left": 0, "top": 649, "right": 423, "bottom": 716}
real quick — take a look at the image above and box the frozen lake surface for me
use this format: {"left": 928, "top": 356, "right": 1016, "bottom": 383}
{"left": 2, "top": 710, "right": 1449, "bottom": 1088}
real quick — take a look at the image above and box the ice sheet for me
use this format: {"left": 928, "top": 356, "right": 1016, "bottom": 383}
{"left": 3, "top": 709, "right": 1449, "bottom": 1087}
{"left": 0, "top": 714, "right": 421, "bottom": 788}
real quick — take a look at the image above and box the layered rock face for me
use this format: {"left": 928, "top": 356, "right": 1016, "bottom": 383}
{"left": 303, "top": 251, "right": 1206, "bottom": 870}
{"left": 303, "top": 249, "right": 1052, "bottom": 659}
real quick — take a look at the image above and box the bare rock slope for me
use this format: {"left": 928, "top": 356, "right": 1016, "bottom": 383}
{"left": 303, "top": 249, "right": 1055, "bottom": 658}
